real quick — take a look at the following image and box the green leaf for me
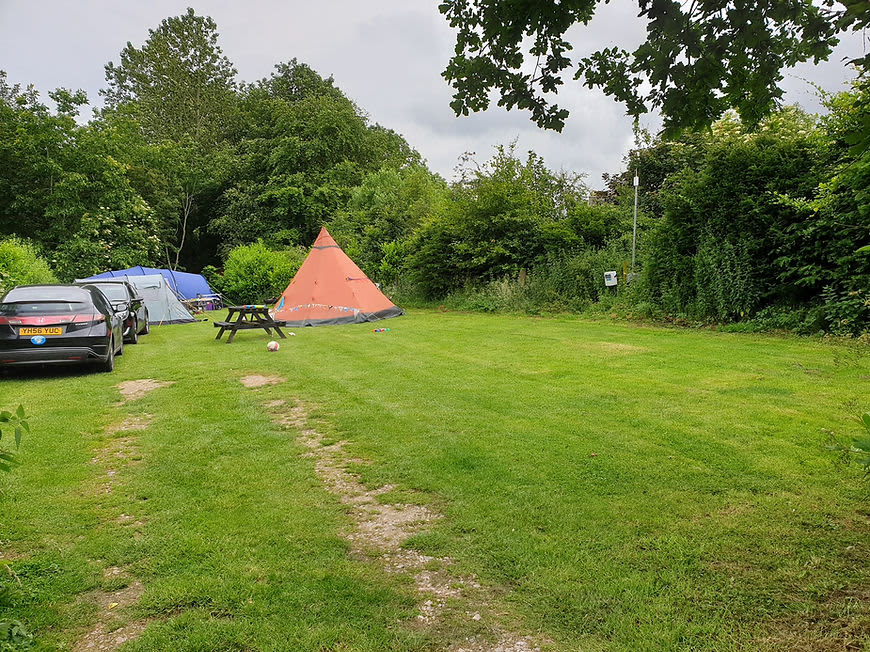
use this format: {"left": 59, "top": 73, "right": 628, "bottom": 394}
{"left": 862, "top": 413, "right": 870, "bottom": 433}
{"left": 16, "top": 405, "right": 25, "bottom": 420}
{"left": 852, "top": 437, "right": 870, "bottom": 454}
{"left": 0, "top": 411, "right": 11, "bottom": 422}
{"left": 14, "top": 427, "right": 21, "bottom": 449}
{"left": 20, "top": 421, "right": 30, "bottom": 434}
{"left": 857, "top": 245, "right": 870, "bottom": 254}
{"left": 0, "top": 451, "right": 15, "bottom": 472}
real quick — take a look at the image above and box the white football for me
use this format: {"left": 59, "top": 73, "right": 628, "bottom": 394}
{"left": 267, "top": 340, "right": 280, "bottom": 352}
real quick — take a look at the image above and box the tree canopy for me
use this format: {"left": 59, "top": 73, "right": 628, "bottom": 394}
{"left": 0, "top": 8, "right": 867, "bottom": 333}
{"left": 439, "top": 0, "right": 870, "bottom": 133}
{"left": 102, "top": 8, "right": 238, "bottom": 146}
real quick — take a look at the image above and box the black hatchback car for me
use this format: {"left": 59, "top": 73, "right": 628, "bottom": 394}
{"left": 76, "top": 280, "right": 149, "bottom": 344}
{"left": 0, "top": 285, "right": 125, "bottom": 372}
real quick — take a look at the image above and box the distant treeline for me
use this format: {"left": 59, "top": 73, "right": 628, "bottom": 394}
{"left": 0, "top": 10, "right": 867, "bottom": 334}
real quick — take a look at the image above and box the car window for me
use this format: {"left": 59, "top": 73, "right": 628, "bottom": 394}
{"left": 87, "top": 290, "right": 112, "bottom": 313}
{"left": 91, "top": 284, "right": 129, "bottom": 301}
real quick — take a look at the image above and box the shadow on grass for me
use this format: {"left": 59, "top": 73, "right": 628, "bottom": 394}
{"left": 1, "top": 364, "right": 105, "bottom": 381}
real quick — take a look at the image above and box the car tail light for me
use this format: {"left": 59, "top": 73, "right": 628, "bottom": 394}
{"left": 66, "top": 314, "right": 106, "bottom": 332}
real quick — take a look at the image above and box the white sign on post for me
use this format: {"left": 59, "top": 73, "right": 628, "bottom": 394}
{"left": 604, "top": 271, "right": 618, "bottom": 287}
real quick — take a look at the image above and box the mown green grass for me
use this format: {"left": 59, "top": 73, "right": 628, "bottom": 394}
{"left": 1, "top": 310, "right": 868, "bottom": 650}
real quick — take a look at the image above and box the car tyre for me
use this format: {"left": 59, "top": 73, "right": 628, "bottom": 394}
{"left": 117, "top": 334, "right": 124, "bottom": 356}
{"left": 143, "top": 316, "right": 150, "bottom": 335}
{"left": 99, "top": 337, "right": 115, "bottom": 373}
{"left": 126, "top": 319, "right": 139, "bottom": 344}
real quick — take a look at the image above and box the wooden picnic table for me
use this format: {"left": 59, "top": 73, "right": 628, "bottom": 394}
{"left": 214, "top": 305, "right": 287, "bottom": 343}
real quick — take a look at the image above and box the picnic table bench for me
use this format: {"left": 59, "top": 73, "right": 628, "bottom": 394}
{"left": 214, "top": 305, "right": 287, "bottom": 343}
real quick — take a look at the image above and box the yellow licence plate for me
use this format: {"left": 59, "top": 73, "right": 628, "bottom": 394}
{"left": 20, "top": 327, "right": 62, "bottom": 336}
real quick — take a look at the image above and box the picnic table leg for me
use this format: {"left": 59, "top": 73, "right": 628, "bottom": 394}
{"left": 226, "top": 326, "right": 238, "bottom": 343}
{"left": 215, "top": 326, "right": 226, "bottom": 340}
{"left": 273, "top": 325, "right": 287, "bottom": 339}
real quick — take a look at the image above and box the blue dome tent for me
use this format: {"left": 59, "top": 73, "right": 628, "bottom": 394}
{"left": 83, "top": 266, "right": 219, "bottom": 302}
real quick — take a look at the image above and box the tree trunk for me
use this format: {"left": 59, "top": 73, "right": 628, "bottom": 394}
{"left": 173, "top": 192, "right": 194, "bottom": 270}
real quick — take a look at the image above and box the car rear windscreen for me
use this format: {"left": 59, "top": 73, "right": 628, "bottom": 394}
{"left": 1, "top": 287, "right": 95, "bottom": 315}
{"left": 3, "top": 286, "right": 92, "bottom": 302}
{"left": 1, "top": 301, "right": 93, "bottom": 315}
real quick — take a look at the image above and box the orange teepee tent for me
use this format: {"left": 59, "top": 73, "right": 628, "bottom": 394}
{"left": 272, "top": 227, "right": 403, "bottom": 327}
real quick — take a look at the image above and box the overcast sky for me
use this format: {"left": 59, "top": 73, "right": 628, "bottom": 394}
{"left": 0, "top": 1, "right": 864, "bottom": 187}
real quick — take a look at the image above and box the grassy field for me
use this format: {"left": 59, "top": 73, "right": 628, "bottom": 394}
{"left": 1, "top": 309, "right": 868, "bottom": 651}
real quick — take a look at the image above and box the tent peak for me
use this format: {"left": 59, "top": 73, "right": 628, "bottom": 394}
{"left": 313, "top": 227, "right": 338, "bottom": 249}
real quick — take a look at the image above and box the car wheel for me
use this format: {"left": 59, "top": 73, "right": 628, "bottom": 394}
{"left": 99, "top": 337, "right": 115, "bottom": 373}
{"left": 117, "top": 333, "right": 124, "bottom": 356}
{"left": 143, "top": 317, "right": 150, "bottom": 334}
{"left": 126, "top": 319, "right": 139, "bottom": 344}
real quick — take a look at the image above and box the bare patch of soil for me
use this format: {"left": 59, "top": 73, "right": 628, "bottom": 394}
{"left": 116, "top": 380, "right": 173, "bottom": 403}
{"left": 756, "top": 617, "right": 869, "bottom": 652}
{"left": 105, "top": 415, "right": 152, "bottom": 435}
{"left": 0, "top": 549, "right": 25, "bottom": 562}
{"left": 240, "top": 374, "right": 285, "bottom": 388}
{"left": 451, "top": 637, "right": 540, "bottom": 652}
{"left": 91, "top": 414, "right": 150, "bottom": 476}
{"left": 73, "top": 408, "right": 154, "bottom": 650}
{"left": 74, "top": 581, "right": 148, "bottom": 652}
{"left": 91, "top": 436, "right": 141, "bottom": 465}
{"left": 74, "top": 620, "right": 151, "bottom": 652}
{"left": 90, "top": 580, "right": 144, "bottom": 611}
{"left": 90, "top": 418, "right": 149, "bottom": 496}
{"left": 263, "top": 398, "right": 540, "bottom": 651}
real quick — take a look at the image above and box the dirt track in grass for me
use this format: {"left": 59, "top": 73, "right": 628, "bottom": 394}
{"left": 259, "top": 390, "right": 542, "bottom": 651}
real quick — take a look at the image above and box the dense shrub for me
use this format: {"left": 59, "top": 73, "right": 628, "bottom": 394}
{"left": 435, "top": 238, "right": 635, "bottom": 315}
{"left": 645, "top": 109, "right": 825, "bottom": 321}
{"left": 208, "top": 242, "right": 305, "bottom": 304}
{"left": 0, "top": 238, "right": 57, "bottom": 296}
{"left": 404, "top": 146, "right": 588, "bottom": 298}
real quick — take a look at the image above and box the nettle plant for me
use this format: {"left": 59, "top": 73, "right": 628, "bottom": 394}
{"left": 826, "top": 412, "right": 870, "bottom": 491}
{"left": 0, "top": 406, "right": 32, "bottom": 648}
{"left": 0, "top": 406, "right": 28, "bottom": 474}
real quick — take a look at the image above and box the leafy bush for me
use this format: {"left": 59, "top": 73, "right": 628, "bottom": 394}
{"left": 821, "top": 286, "right": 870, "bottom": 336}
{"left": 52, "top": 197, "right": 162, "bottom": 281}
{"left": 0, "top": 239, "right": 56, "bottom": 296}
{"left": 405, "top": 145, "right": 587, "bottom": 299}
{"left": 209, "top": 242, "right": 305, "bottom": 304}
